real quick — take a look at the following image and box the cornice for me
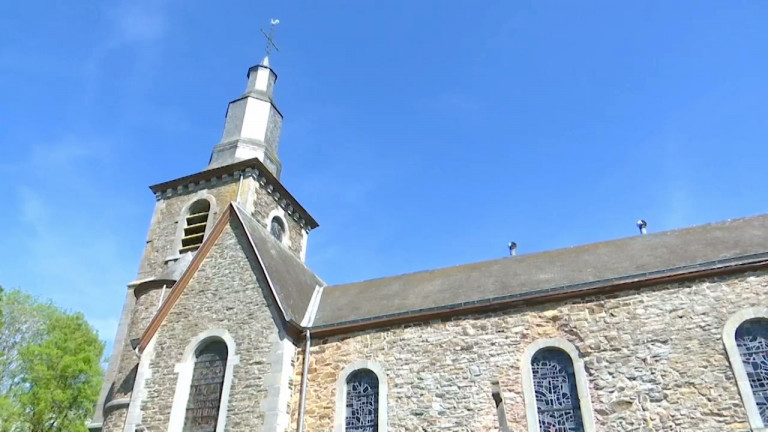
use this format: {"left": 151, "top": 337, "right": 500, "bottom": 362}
{"left": 148, "top": 158, "right": 318, "bottom": 230}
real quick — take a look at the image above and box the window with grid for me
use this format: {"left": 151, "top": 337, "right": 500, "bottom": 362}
{"left": 531, "top": 348, "right": 584, "bottom": 432}
{"left": 183, "top": 340, "right": 228, "bottom": 432}
{"left": 736, "top": 318, "right": 768, "bottom": 423}
{"left": 345, "top": 369, "right": 379, "bottom": 432}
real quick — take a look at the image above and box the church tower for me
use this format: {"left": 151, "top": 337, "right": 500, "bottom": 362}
{"left": 90, "top": 54, "right": 318, "bottom": 432}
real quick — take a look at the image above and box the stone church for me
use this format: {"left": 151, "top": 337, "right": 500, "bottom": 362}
{"left": 89, "top": 54, "right": 768, "bottom": 432}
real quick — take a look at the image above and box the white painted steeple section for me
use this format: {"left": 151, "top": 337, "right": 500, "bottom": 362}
{"left": 208, "top": 56, "right": 283, "bottom": 177}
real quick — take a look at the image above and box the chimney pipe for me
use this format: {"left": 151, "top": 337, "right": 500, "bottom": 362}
{"left": 637, "top": 219, "right": 647, "bottom": 235}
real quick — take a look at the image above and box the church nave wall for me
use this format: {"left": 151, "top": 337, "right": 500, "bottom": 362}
{"left": 293, "top": 270, "right": 768, "bottom": 432}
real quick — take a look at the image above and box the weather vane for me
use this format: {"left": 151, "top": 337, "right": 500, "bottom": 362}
{"left": 261, "top": 18, "right": 280, "bottom": 57}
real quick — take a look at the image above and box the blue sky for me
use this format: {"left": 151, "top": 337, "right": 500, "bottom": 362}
{"left": 1, "top": 0, "right": 767, "bottom": 350}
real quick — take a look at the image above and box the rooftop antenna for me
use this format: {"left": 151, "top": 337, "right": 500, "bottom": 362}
{"left": 508, "top": 241, "right": 517, "bottom": 256}
{"left": 261, "top": 18, "right": 280, "bottom": 57}
{"left": 637, "top": 219, "right": 647, "bottom": 235}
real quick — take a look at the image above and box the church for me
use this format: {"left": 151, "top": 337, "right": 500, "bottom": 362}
{"left": 88, "top": 51, "right": 768, "bottom": 432}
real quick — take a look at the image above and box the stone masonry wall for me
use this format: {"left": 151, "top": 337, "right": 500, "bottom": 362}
{"left": 293, "top": 270, "right": 768, "bottom": 432}
{"left": 102, "top": 287, "right": 164, "bottom": 431}
{"left": 243, "top": 176, "right": 307, "bottom": 260}
{"left": 139, "top": 221, "right": 293, "bottom": 430}
{"left": 137, "top": 178, "right": 240, "bottom": 279}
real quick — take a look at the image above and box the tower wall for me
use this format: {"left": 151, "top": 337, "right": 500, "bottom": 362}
{"left": 137, "top": 179, "right": 240, "bottom": 280}
{"left": 93, "top": 55, "right": 317, "bottom": 431}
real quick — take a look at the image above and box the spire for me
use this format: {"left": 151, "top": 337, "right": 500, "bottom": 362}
{"left": 207, "top": 20, "right": 283, "bottom": 176}
{"left": 207, "top": 57, "right": 283, "bottom": 175}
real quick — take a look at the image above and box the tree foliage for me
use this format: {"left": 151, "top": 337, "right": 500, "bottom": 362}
{"left": 0, "top": 287, "right": 104, "bottom": 432}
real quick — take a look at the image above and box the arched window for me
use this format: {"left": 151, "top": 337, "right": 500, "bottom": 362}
{"left": 183, "top": 340, "right": 228, "bottom": 431}
{"left": 736, "top": 319, "right": 768, "bottom": 422}
{"left": 346, "top": 369, "right": 379, "bottom": 432}
{"left": 180, "top": 200, "right": 211, "bottom": 254}
{"left": 522, "top": 339, "right": 594, "bottom": 432}
{"left": 270, "top": 216, "right": 285, "bottom": 243}
{"left": 531, "top": 348, "right": 583, "bottom": 432}
{"left": 335, "top": 361, "right": 388, "bottom": 432}
{"left": 724, "top": 308, "right": 768, "bottom": 429}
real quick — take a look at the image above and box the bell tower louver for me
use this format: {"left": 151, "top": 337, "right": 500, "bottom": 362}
{"left": 208, "top": 56, "right": 283, "bottom": 177}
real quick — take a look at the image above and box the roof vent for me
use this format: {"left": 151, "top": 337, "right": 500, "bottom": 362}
{"left": 508, "top": 241, "right": 517, "bottom": 256}
{"left": 637, "top": 219, "right": 647, "bottom": 235}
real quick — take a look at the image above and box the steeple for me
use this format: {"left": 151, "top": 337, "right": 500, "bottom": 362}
{"left": 208, "top": 55, "right": 283, "bottom": 177}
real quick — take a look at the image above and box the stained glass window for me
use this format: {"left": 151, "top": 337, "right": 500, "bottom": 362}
{"left": 270, "top": 216, "right": 285, "bottom": 242}
{"left": 736, "top": 318, "right": 768, "bottom": 423}
{"left": 531, "top": 348, "right": 584, "bottom": 432}
{"left": 345, "top": 369, "right": 379, "bottom": 432}
{"left": 183, "top": 341, "right": 228, "bottom": 432}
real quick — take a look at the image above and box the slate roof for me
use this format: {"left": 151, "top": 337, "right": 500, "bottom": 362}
{"left": 231, "top": 204, "right": 323, "bottom": 323}
{"left": 140, "top": 202, "right": 768, "bottom": 342}
{"left": 312, "top": 213, "right": 768, "bottom": 329}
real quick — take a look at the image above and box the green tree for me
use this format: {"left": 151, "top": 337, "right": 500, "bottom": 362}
{"left": 0, "top": 288, "right": 103, "bottom": 432}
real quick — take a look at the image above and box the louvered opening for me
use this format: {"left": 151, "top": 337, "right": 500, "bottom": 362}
{"left": 179, "top": 200, "right": 210, "bottom": 254}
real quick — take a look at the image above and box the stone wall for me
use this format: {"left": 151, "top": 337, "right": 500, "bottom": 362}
{"left": 242, "top": 176, "right": 307, "bottom": 260}
{"left": 101, "top": 286, "right": 165, "bottom": 431}
{"left": 138, "top": 221, "right": 296, "bottom": 430}
{"left": 137, "top": 179, "right": 240, "bottom": 279}
{"left": 293, "top": 270, "right": 768, "bottom": 432}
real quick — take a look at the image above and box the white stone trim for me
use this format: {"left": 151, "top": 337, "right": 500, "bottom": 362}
{"left": 261, "top": 335, "right": 296, "bottom": 432}
{"left": 123, "top": 336, "right": 156, "bottom": 432}
{"left": 334, "top": 360, "right": 388, "bottom": 432}
{"left": 168, "top": 193, "right": 219, "bottom": 260}
{"left": 266, "top": 208, "right": 291, "bottom": 247}
{"left": 300, "top": 229, "right": 308, "bottom": 262}
{"left": 300, "top": 285, "right": 324, "bottom": 327}
{"left": 168, "top": 329, "right": 240, "bottom": 432}
{"left": 521, "top": 338, "right": 595, "bottom": 432}
{"left": 723, "top": 307, "right": 768, "bottom": 429}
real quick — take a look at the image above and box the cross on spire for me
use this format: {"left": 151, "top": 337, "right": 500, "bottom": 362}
{"left": 261, "top": 18, "right": 280, "bottom": 57}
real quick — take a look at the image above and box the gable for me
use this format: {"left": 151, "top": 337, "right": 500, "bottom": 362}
{"left": 139, "top": 203, "right": 323, "bottom": 352}
{"left": 155, "top": 218, "right": 285, "bottom": 338}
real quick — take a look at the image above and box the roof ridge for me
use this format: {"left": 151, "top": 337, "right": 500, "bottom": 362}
{"left": 325, "top": 212, "right": 768, "bottom": 291}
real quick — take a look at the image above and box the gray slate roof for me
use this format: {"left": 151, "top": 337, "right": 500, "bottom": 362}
{"left": 312, "top": 213, "right": 768, "bottom": 328}
{"left": 233, "top": 204, "right": 323, "bottom": 324}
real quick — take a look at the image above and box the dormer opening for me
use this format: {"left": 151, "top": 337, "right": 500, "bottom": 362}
{"left": 180, "top": 199, "right": 210, "bottom": 254}
{"left": 270, "top": 216, "right": 285, "bottom": 243}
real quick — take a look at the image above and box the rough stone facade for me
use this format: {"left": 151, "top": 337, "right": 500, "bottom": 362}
{"left": 137, "top": 179, "right": 239, "bottom": 279}
{"left": 136, "top": 172, "right": 306, "bottom": 282}
{"left": 241, "top": 176, "right": 307, "bottom": 260}
{"left": 139, "top": 221, "right": 295, "bottom": 430}
{"left": 293, "top": 270, "right": 768, "bottom": 432}
{"left": 100, "top": 173, "right": 307, "bottom": 430}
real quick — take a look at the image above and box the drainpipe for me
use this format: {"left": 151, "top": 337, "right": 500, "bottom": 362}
{"left": 297, "top": 329, "right": 312, "bottom": 432}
